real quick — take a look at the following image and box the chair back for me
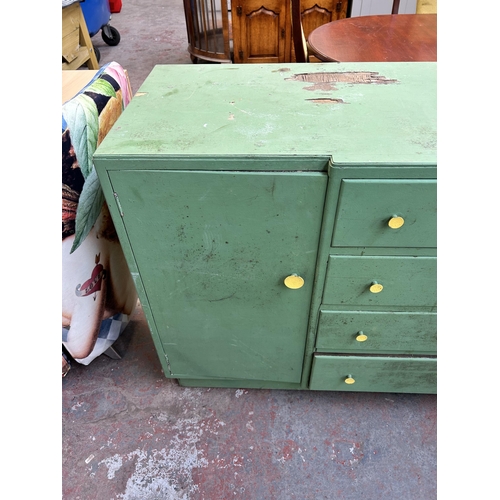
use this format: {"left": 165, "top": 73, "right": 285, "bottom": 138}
{"left": 291, "top": 0, "right": 309, "bottom": 63}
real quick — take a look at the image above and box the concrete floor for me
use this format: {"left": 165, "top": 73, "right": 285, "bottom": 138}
{"left": 88, "top": 0, "right": 191, "bottom": 95}
{"left": 62, "top": 1, "right": 437, "bottom": 498}
{"left": 63, "top": 303, "right": 437, "bottom": 499}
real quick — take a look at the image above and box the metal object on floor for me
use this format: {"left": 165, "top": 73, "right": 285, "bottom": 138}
{"left": 103, "top": 346, "right": 122, "bottom": 359}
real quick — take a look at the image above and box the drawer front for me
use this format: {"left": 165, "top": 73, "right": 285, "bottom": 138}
{"left": 309, "top": 355, "right": 437, "bottom": 393}
{"left": 323, "top": 255, "right": 437, "bottom": 307}
{"left": 331, "top": 179, "right": 436, "bottom": 248}
{"left": 316, "top": 309, "right": 437, "bottom": 354}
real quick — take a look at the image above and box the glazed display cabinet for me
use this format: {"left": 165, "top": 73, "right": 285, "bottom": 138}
{"left": 94, "top": 62, "right": 437, "bottom": 394}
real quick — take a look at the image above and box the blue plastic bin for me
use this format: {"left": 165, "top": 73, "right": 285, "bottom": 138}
{"left": 80, "top": 0, "right": 121, "bottom": 47}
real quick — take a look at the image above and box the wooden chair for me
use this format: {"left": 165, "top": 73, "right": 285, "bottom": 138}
{"left": 291, "top": 0, "right": 309, "bottom": 63}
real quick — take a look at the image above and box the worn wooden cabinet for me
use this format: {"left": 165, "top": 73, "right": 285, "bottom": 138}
{"left": 94, "top": 62, "right": 437, "bottom": 393}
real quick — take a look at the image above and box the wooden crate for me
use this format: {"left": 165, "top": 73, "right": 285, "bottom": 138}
{"left": 62, "top": 2, "right": 99, "bottom": 70}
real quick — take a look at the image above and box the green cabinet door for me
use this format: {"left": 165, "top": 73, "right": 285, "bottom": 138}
{"left": 109, "top": 169, "right": 327, "bottom": 383}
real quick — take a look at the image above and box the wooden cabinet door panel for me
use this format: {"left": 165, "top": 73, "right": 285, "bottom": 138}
{"left": 300, "top": 0, "right": 349, "bottom": 39}
{"left": 109, "top": 169, "right": 327, "bottom": 383}
{"left": 231, "top": 0, "right": 290, "bottom": 63}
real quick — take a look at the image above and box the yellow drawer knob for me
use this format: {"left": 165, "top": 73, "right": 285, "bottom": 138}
{"left": 388, "top": 216, "right": 405, "bottom": 229}
{"left": 284, "top": 274, "right": 305, "bottom": 289}
{"left": 356, "top": 332, "right": 368, "bottom": 342}
{"left": 345, "top": 375, "right": 355, "bottom": 385}
{"left": 369, "top": 281, "right": 384, "bottom": 293}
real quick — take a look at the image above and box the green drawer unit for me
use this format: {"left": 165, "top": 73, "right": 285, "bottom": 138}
{"left": 93, "top": 62, "right": 437, "bottom": 393}
{"left": 330, "top": 179, "right": 437, "bottom": 248}
{"left": 309, "top": 355, "right": 437, "bottom": 393}
{"left": 315, "top": 309, "right": 437, "bottom": 354}
{"left": 322, "top": 255, "right": 437, "bottom": 307}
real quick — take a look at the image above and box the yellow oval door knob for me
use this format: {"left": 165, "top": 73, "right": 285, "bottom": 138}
{"left": 284, "top": 274, "right": 305, "bottom": 289}
{"left": 369, "top": 281, "right": 384, "bottom": 293}
{"left": 388, "top": 216, "right": 405, "bottom": 229}
{"left": 356, "top": 331, "right": 368, "bottom": 342}
{"left": 345, "top": 375, "right": 355, "bottom": 385}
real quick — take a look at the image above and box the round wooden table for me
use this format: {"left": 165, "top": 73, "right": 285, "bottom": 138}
{"left": 307, "top": 14, "right": 437, "bottom": 62}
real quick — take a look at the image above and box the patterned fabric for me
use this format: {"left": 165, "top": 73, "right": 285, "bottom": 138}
{"left": 63, "top": 313, "right": 130, "bottom": 365}
{"left": 62, "top": 62, "right": 137, "bottom": 371}
{"left": 62, "top": 349, "right": 71, "bottom": 377}
{"left": 62, "top": 61, "right": 132, "bottom": 248}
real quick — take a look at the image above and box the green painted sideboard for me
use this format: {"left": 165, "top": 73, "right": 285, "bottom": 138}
{"left": 94, "top": 63, "right": 437, "bottom": 394}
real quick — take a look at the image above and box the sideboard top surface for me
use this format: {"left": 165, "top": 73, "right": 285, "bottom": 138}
{"left": 95, "top": 62, "right": 436, "bottom": 166}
